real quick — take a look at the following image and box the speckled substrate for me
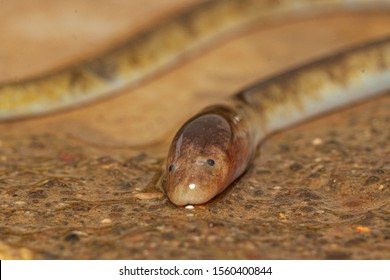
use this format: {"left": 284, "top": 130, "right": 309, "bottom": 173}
{"left": 0, "top": 94, "right": 389, "bottom": 260}
{"left": 0, "top": 0, "right": 389, "bottom": 259}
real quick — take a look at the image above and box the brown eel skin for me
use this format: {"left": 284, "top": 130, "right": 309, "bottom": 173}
{"left": 165, "top": 36, "right": 390, "bottom": 205}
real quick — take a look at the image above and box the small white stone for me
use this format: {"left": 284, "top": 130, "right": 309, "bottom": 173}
{"left": 185, "top": 205, "right": 195, "bottom": 210}
{"left": 312, "top": 137, "right": 323, "bottom": 146}
{"left": 70, "top": 230, "right": 88, "bottom": 237}
{"left": 100, "top": 218, "right": 112, "bottom": 224}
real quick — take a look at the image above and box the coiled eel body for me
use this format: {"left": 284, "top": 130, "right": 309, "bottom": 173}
{"left": 1, "top": 0, "right": 390, "bottom": 205}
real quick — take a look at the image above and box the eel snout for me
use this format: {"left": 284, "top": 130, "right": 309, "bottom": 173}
{"left": 165, "top": 113, "right": 234, "bottom": 206}
{"left": 166, "top": 155, "right": 230, "bottom": 205}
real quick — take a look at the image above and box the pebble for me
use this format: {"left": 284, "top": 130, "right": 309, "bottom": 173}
{"left": 355, "top": 226, "right": 371, "bottom": 233}
{"left": 279, "top": 213, "right": 287, "bottom": 219}
{"left": 15, "top": 201, "right": 26, "bottom": 205}
{"left": 312, "top": 137, "right": 323, "bottom": 145}
{"left": 134, "top": 192, "right": 164, "bottom": 200}
{"left": 101, "top": 218, "right": 112, "bottom": 224}
{"left": 71, "top": 230, "right": 88, "bottom": 237}
{"left": 314, "top": 157, "right": 322, "bottom": 163}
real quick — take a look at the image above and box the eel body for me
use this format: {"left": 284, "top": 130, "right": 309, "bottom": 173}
{"left": 165, "top": 36, "right": 390, "bottom": 206}
{"left": 1, "top": 0, "right": 390, "bottom": 119}
{"left": 1, "top": 1, "right": 390, "bottom": 205}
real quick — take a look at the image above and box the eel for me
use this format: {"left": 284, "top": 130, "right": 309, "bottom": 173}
{"left": 1, "top": 1, "right": 390, "bottom": 205}
{"left": 1, "top": 0, "right": 390, "bottom": 120}
{"left": 165, "top": 37, "right": 390, "bottom": 205}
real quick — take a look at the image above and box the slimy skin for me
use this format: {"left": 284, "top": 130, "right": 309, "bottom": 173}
{"left": 165, "top": 112, "right": 235, "bottom": 205}
{"left": 165, "top": 37, "right": 390, "bottom": 205}
{"left": 165, "top": 104, "right": 259, "bottom": 205}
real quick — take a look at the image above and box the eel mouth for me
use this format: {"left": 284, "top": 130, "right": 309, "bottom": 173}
{"left": 166, "top": 181, "right": 221, "bottom": 206}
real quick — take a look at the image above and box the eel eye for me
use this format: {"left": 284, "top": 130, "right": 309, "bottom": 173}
{"left": 168, "top": 164, "right": 174, "bottom": 172}
{"left": 207, "top": 159, "right": 215, "bottom": 166}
